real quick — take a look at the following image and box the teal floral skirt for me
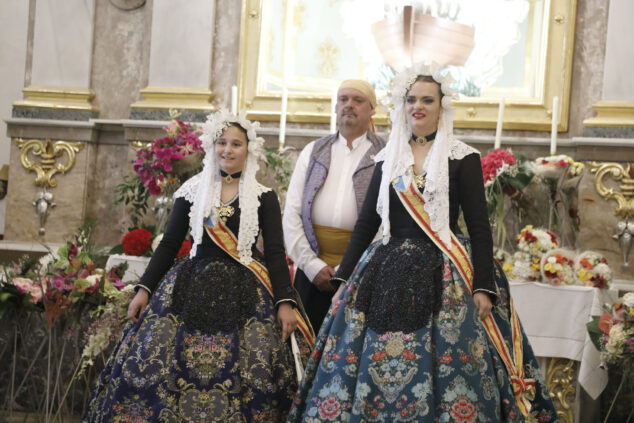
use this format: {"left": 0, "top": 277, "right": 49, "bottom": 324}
{"left": 288, "top": 238, "right": 558, "bottom": 422}
{"left": 83, "top": 257, "right": 309, "bottom": 423}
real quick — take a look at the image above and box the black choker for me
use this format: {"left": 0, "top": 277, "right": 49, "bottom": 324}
{"left": 220, "top": 170, "right": 242, "bottom": 183}
{"left": 411, "top": 131, "right": 437, "bottom": 145}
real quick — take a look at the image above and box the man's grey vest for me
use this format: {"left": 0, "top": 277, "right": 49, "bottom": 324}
{"left": 300, "top": 131, "right": 386, "bottom": 254}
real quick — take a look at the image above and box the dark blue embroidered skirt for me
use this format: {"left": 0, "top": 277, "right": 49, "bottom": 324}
{"left": 83, "top": 256, "right": 307, "bottom": 423}
{"left": 288, "top": 237, "right": 558, "bottom": 422}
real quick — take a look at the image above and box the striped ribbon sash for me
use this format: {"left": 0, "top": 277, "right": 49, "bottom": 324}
{"left": 204, "top": 218, "right": 315, "bottom": 348}
{"left": 393, "top": 177, "right": 535, "bottom": 416}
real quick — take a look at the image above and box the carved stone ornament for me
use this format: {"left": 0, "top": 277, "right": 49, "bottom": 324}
{"left": 110, "top": 0, "right": 146, "bottom": 11}
{"left": 15, "top": 138, "right": 84, "bottom": 188}
{"left": 589, "top": 162, "right": 634, "bottom": 269}
{"left": 546, "top": 358, "right": 577, "bottom": 423}
{"left": 589, "top": 162, "right": 634, "bottom": 218}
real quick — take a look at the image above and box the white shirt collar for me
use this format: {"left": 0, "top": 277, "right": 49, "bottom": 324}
{"left": 337, "top": 132, "right": 368, "bottom": 151}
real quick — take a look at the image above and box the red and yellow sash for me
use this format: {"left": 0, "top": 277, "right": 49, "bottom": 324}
{"left": 394, "top": 178, "right": 535, "bottom": 416}
{"left": 204, "top": 219, "right": 315, "bottom": 348}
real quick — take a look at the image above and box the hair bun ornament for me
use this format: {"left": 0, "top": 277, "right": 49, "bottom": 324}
{"left": 201, "top": 108, "right": 263, "bottom": 154}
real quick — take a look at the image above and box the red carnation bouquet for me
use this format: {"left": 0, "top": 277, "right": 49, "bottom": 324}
{"left": 480, "top": 149, "right": 534, "bottom": 248}
{"left": 122, "top": 228, "right": 153, "bottom": 256}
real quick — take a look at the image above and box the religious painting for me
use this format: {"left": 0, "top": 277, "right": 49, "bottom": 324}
{"left": 238, "top": 0, "right": 576, "bottom": 131}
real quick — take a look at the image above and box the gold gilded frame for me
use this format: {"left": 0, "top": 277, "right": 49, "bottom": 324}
{"left": 238, "top": 0, "right": 576, "bottom": 131}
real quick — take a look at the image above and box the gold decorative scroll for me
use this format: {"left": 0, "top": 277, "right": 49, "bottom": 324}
{"left": 131, "top": 141, "right": 152, "bottom": 152}
{"left": 546, "top": 358, "right": 577, "bottom": 423}
{"left": 588, "top": 162, "right": 634, "bottom": 218}
{"left": 15, "top": 138, "right": 84, "bottom": 188}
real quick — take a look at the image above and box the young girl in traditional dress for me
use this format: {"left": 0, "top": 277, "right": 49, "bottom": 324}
{"left": 83, "top": 110, "right": 313, "bottom": 422}
{"left": 288, "top": 64, "right": 558, "bottom": 422}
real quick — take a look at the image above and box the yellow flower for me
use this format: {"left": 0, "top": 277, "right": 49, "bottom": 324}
{"left": 503, "top": 262, "right": 514, "bottom": 276}
{"left": 385, "top": 337, "right": 405, "bottom": 357}
{"left": 577, "top": 269, "right": 591, "bottom": 282}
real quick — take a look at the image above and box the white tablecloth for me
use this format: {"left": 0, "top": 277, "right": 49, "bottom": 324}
{"left": 509, "top": 282, "right": 618, "bottom": 399}
{"left": 105, "top": 254, "right": 151, "bottom": 283}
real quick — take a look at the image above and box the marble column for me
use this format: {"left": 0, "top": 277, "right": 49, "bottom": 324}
{"left": 0, "top": 0, "right": 29, "bottom": 236}
{"left": 13, "top": 0, "right": 98, "bottom": 120}
{"left": 130, "top": 0, "right": 216, "bottom": 121}
{"left": 5, "top": 0, "right": 98, "bottom": 243}
{"left": 583, "top": 0, "right": 634, "bottom": 137}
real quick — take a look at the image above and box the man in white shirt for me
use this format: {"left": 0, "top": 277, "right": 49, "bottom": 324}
{"left": 283, "top": 80, "right": 386, "bottom": 332}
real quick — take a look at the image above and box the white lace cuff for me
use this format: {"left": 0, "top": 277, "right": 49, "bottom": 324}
{"left": 473, "top": 288, "right": 498, "bottom": 298}
{"left": 134, "top": 284, "right": 152, "bottom": 295}
{"left": 275, "top": 299, "right": 298, "bottom": 308}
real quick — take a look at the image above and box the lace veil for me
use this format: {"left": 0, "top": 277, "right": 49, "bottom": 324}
{"left": 174, "top": 109, "right": 269, "bottom": 263}
{"left": 375, "top": 62, "right": 478, "bottom": 248}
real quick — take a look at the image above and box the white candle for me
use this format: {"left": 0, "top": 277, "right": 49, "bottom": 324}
{"left": 494, "top": 97, "right": 505, "bottom": 149}
{"left": 330, "top": 87, "right": 338, "bottom": 133}
{"left": 279, "top": 87, "right": 288, "bottom": 148}
{"left": 231, "top": 85, "right": 238, "bottom": 115}
{"left": 550, "top": 96, "right": 559, "bottom": 156}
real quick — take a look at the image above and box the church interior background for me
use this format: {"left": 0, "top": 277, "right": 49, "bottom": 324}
{"left": 0, "top": 0, "right": 632, "bottom": 421}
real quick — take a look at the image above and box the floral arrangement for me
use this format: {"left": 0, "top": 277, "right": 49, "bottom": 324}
{"left": 575, "top": 251, "right": 612, "bottom": 289}
{"left": 122, "top": 228, "right": 153, "bottom": 256}
{"left": 505, "top": 226, "right": 558, "bottom": 281}
{"left": 532, "top": 155, "right": 572, "bottom": 180}
{"left": 43, "top": 223, "right": 126, "bottom": 328}
{"left": 507, "top": 252, "right": 540, "bottom": 281}
{"left": 493, "top": 247, "right": 511, "bottom": 265}
{"left": 516, "top": 225, "right": 558, "bottom": 256}
{"left": 132, "top": 114, "right": 203, "bottom": 195}
{"left": 78, "top": 284, "right": 135, "bottom": 375}
{"left": 593, "top": 293, "right": 634, "bottom": 364}
{"left": 540, "top": 249, "right": 576, "bottom": 285}
{"left": 0, "top": 255, "right": 46, "bottom": 318}
{"left": 481, "top": 149, "right": 534, "bottom": 248}
{"left": 566, "top": 159, "right": 584, "bottom": 179}
{"left": 532, "top": 155, "right": 585, "bottom": 235}
{"left": 587, "top": 293, "right": 634, "bottom": 420}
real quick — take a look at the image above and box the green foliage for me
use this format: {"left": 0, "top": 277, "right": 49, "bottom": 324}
{"left": 114, "top": 174, "right": 150, "bottom": 229}
{"left": 586, "top": 316, "right": 603, "bottom": 351}
{"left": 263, "top": 147, "right": 293, "bottom": 196}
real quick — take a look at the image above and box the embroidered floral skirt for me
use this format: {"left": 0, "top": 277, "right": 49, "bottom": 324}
{"left": 288, "top": 237, "right": 558, "bottom": 422}
{"left": 83, "top": 256, "right": 309, "bottom": 423}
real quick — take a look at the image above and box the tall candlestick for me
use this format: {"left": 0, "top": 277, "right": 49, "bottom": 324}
{"left": 279, "top": 87, "right": 288, "bottom": 150}
{"left": 330, "top": 88, "right": 338, "bottom": 133}
{"left": 231, "top": 85, "right": 238, "bottom": 115}
{"left": 494, "top": 97, "right": 505, "bottom": 149}
{"left": 550, "top": 96, "right": 559, "bottom": 156}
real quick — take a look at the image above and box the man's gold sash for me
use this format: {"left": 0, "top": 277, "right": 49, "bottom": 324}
{"left": 393, "top": 177, "right": 535, "bottom": 416}
{"left": 314, "top": 224, "right": 353, "bottom": 267}
{"left": 204, "top": 218, "right": 315, "bottom": 348}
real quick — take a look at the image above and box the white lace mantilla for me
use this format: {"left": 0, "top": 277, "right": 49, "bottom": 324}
{"left": 375, "top": 62, "right": 478, "bottom": 248}
{"left": 175, "top": 109, "right": 270, "bottom": 263}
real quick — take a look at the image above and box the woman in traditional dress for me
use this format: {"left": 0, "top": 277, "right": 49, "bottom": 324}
{"left": 83, "top": 110, "right": 314, "bottom": 423}
{"left": 288, "top": 63, "right": 558, "bottom": 422}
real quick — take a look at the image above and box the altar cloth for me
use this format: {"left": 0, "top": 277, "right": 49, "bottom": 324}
{"left": 509, "top": 281, "right": 618, "bottom": 399}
